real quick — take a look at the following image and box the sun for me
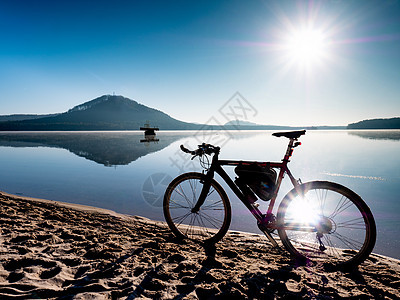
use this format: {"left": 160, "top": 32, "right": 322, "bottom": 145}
{"left": 272, "top": 21, "right": 332, "bottom": 73}
{"left": 283, "top": 26, "right": 329, "bottom": 69}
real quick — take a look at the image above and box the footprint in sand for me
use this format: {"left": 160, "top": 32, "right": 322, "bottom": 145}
{"left": 40, "top": 266, "right": 62, "bottom": 279}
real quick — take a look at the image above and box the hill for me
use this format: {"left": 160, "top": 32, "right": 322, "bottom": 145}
{"left": 348, "top": 117, "right": 400, "bottom": 129}
{"left": 0, "top": 95, "right": 200, "bottom": 131}
{"left": 0, "top": 114, "right": 59, "bottom": 122}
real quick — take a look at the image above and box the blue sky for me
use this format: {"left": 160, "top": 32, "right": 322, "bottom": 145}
{"left": 0, "top": 0, "right": 399, "bottom": 126}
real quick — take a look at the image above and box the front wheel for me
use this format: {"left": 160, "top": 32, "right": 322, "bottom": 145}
{"left": 277, "top": 181, "right": 376, "bottom": 269}
{"left": 163, "top": 172, "right": 231, "bottom": 243}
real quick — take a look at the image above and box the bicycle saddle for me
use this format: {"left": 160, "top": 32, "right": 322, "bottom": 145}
{"left": 272, "top": 130, "right": 306, "bottom": 139}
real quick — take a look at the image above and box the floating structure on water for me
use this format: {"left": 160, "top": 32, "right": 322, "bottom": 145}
{"left": 140, "top": 122, "right": 159, "bottom": 135}
{"left": 140, "top": 122, "right": 159, "bottom": 143}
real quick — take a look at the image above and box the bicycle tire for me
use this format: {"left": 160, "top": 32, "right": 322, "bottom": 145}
{"left": 277, "top": 181, "right": 376, "bottom": 269}
{"left": 163, "top": 172, "right": 231, "bottom": 243}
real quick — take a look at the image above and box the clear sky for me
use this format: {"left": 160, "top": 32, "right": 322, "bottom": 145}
{"left": 1, "top": 0, "right": 399, "bottom": 126}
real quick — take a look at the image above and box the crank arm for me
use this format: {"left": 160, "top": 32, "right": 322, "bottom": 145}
{"left": 261, "top": 230, "right": 281, "bottom": 249}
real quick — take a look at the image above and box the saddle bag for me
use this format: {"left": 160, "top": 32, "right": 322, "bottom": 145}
{"left": 235, "top": 163, "right": 277, "bottom": 201}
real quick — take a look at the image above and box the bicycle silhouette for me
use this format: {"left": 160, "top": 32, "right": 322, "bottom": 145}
{"left": 163, "top": 130, "right": 376, "bottom": 269}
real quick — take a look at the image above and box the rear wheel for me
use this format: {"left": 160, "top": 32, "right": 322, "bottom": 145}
{"left": 163, "top": 172, "right": 231, "bottom": 243}
{"left": 277, "top": 181, "right": 376, "bottom": 269}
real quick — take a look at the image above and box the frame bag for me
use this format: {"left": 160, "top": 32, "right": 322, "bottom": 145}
{"left": 235, "top": 163, "right": 277, "bottom": 201}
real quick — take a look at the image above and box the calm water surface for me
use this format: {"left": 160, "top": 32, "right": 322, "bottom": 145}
{"left": 0, "top": 130, "right": 399, "bottom": 259}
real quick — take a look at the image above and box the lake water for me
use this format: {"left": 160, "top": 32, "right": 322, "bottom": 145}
{"left": 0, "top": 130, "right": 399, "bottom": 259}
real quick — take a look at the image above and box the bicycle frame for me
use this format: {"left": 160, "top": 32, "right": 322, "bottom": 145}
{"left": 192, "top": 138, "right": 301, "bottom": 235}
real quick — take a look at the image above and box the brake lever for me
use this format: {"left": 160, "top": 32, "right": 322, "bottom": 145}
{"left": 191, "top": 149, "right": 204, "bottom": 160}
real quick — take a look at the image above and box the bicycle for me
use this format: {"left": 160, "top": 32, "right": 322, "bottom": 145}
{"left": 163, "top": 130, "right": 376, "bottom": 269}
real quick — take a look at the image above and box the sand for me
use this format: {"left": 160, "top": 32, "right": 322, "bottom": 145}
{"left": 1, "top": 191, "right": 400, "bottom": 299}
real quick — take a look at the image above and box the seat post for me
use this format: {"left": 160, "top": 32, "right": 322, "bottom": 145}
{"left": 283, "top": 138, "right": 295, "bottom": 162}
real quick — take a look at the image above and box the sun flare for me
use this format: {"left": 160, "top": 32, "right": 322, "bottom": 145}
{"left": 278, "top": 24, "right": 331, "bottom": 71}
{"left": 286, "top": 196, "right": 321, "bottom": 225}
{"left": 287, "top": 28, "right": 327, "bottom": 64}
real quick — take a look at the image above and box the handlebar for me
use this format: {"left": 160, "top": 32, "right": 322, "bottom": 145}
{"left": 180, "top": 145, "right": 196, "bottom": 155}
{"left": 180, "top": 143, "right": 220, "bottom": 157}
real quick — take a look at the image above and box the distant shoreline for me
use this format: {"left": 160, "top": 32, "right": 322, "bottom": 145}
{"left": 3, "top": 127, "right": 400, "bottom": 132}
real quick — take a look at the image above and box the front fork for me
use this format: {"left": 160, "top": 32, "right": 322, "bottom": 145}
{"left": 191, "top": 169, "right": 214, "bottom": 213}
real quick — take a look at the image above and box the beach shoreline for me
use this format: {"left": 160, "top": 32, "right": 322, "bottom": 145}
{"left": 1, "top": 191, "right": 400, "bottom": 299}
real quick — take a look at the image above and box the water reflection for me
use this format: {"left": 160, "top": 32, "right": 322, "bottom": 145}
{"left": 348, "top": 130, "right": 400, "bottom": 141}
{"left": 140, "top": 134, "right": 159, "bottom": 144}
{"left": 0, "top": 132, "right": 174, "bottom": 166}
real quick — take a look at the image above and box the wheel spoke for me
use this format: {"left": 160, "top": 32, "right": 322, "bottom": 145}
{"left": 173, "top": 211, "right": 192, "bottom": 226}
{"left": 202, "top": 199, "right": 223, "bottom": 210}
{"left": 200, "top": 211, "right": 224, "bottom": 229}
{"left": 331, "top": 231, "right": 364, "bottom": 250}
{"left": 169, "top": 199, "right": 190, "bottom": 209}
{"left": 175, "top": 184, "right": 193, "bottom": 208}
{"left": 336, "top": 216, "right": 366, "bottom": 230}
{"left": 330, "top": 196, "right": 353, "bottom": 219}
{"left": 207, "top": 188, "right": 216, "bottom": 197}
{"left": 317, "top": 188, "right": 328, "bottom": 215}
{"left": 323, "top": 234, "right": 341, "bottom": 258}
{"left": 188, "top": 178, "right": 198, "bottom": 204}
{"left": 197, "top": 214, "right": 212, "bottom": 236}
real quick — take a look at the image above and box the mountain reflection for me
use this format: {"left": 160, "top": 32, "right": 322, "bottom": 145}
{"left": 0, "top": 132, "right": 178, "bottom": 166}
{"left": 348, "top": 130, "right": 400, "bottom": 141}
{"left": 5, "top": 130, "right": 398, "bottom": 166}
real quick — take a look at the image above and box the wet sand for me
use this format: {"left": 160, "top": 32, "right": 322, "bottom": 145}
{"left": 1, "top": 191, "right": 399, "bottom": 299}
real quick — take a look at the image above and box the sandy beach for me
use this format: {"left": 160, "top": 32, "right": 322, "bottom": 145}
{"left": 1, "top": 191, "right": 399, "bottom": 299}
